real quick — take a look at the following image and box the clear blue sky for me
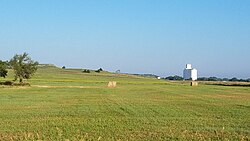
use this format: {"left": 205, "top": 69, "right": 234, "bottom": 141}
{"left": 1, "top": 0, "right": 250, "bottom": 78}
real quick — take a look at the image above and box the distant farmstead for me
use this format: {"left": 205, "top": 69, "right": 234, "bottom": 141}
{"left": 183, "top": 64, "right": 198, "bottom": 81}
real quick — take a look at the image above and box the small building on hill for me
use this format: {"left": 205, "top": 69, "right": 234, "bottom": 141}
{"left": 183, "top": 64, "right": 198, "bottom": 81}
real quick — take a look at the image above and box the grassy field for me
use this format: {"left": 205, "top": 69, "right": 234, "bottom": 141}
{"left": 0, "top": 65, "right": 249, "bottom": 141}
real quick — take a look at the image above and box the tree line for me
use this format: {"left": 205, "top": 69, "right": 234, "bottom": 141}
{"left": 197, "top": 77, "right": 250, "bottom": 82}
{"left": 164, "top": 75, "right": 250, "bottom": 82}
{"left": 0, "top": 53, "right": 38, "bottom": 83}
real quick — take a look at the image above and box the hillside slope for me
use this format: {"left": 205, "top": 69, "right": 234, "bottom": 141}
{"left": 0, "top": 65, "right": 249, "bottom": 140}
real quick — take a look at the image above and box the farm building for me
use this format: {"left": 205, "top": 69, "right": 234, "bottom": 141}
{"left": 183, "top": 64, "right": 198, "bottom": 81}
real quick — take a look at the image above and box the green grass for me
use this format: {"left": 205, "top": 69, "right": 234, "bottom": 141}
{"left": 0, "top": 65, "right": 249, "bottom": 140}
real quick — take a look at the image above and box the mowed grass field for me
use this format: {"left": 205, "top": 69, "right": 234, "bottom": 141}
{"left": 0, "top": 65, "right": 249, "bottom": 141}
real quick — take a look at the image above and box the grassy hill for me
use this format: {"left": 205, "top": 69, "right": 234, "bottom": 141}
{"left": 0, "top": 65, "right": 249, "bottom": 140}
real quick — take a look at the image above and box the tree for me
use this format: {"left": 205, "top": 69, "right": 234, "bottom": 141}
{"left": 115, "top": 70, "right": 121, "bottom": 74}
{"left": 229, "top": 77, "right": 238, "bottom": 82}
{"left": 0, "top": 60, "right": 8, "bottom": 78}
{"left": 95, "top": 68, "right": 103, "bottom": 73}
{"left": 82, "top": 69, "right": 90, "bottom": 73}
{"left": 165, "top": 75, "right": 183, "bottom": 81}
{"left": 10, "top": 53, "right": 39, "bottom": 83}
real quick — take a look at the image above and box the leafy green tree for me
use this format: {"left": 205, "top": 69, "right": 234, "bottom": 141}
{"left": 10, "top": 53, "right": 39, "bottom": 83}
{"left": 0, "top": 60, "right": 8, "bottom": 78}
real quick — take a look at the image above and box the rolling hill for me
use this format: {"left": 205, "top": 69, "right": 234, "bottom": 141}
{"left": 0, "top": 65, "right": 249, "bottom": 140}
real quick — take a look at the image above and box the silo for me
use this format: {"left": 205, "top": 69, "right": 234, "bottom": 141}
{"left": 186, "top": 64, "right": 192, "bottom": 69}
{"left": 183, "top": 64, "right": 198, "bottom": 80}
{"left": 191, "top": 68, "right": 198, "bottom": 81}
{"left": 183, "top": 68, "right": 191, "bottom": 80}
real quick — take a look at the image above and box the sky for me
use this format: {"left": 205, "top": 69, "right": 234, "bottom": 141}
{"left": 0, "top": 0, "right": 250, "bottom": 78}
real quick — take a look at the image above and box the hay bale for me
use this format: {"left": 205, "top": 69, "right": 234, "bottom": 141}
{"left": 108, "top": 81, "right": 117, "bottom": 88}
{"left": 191, "top": 81, "right": 198, "bottom": 86}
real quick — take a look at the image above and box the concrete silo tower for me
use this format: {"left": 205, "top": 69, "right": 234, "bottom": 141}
{"left": 183, "top": 64, "right": 198, "bottom": 81}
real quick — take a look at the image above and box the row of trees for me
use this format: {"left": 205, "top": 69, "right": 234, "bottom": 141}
{"left": 165, "top": 75, "right": 183, "bottom": 80}
{"left": 0, "top": 53, "right": 38, "bottom": 83}
{"left": 82, "top": 68, "right": 103, "bottom": 73}
{"left": 197, "top": 77, "right": 250, "bottom": 82}
{"left": 164, "top": 75, "right": 250, "bottom": 82}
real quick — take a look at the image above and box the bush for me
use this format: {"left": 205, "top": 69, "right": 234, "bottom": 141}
{"left": 4, "top": 81, "right": 14, "bottom": 85}
{"left": 165, "top": 75, "right": 183, "bottom": 81}
{"left": 95, "top": 68, "right": 103, "bottom": 73}
{"left": 83, "top": 69, "right": 90, "bottom": 73}
{"left": 13, "top": 82, "right": 30, "bottom": 86}
{"left": 0, "top": 60, "right": 8, "bottom": 78}
{"left": 0, "top": 81, "right": 14, "bottom": 86}
{"left": 0, "top": 81, "right": 31, "bottom": 86}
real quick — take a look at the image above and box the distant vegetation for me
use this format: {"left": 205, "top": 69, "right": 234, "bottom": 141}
{"left": 0, "top": 60, "right": 8, "bottom": 78}
{"left": 165, "top": 75, "right": 183, "bottom": 80}
{"left": 133, "top": 74, "right": 159, "bottom": 78}
{"left": 82, "top": 69, "right": 90, "bottom": 73}
{"left": 163, "top": 75, "right": 250, "bottom": 82}
{"left": 198, "top": 77, "right": 250, "bottom": 82}
{"left": 0, "top": 52, "right": 38, "bottom": 84}
{"left": 95, "top": 68, "right": 103, "bottom": 73}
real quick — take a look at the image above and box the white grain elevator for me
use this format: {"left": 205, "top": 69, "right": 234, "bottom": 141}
{"left": 183, "top": 64, "right": 198, "bottom": 81}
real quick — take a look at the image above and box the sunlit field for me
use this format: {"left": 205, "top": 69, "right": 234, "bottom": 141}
{"left": 0, "top": 65, "right": 249, "bottom": 140}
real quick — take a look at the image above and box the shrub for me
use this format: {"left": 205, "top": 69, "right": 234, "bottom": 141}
{"left": 0, "top": 81, "right": 30, "bottom": 86}
{"left": 165, "top": 75, "right": 183, "bottom": 80}
{"left": 95, "top": 68, "right": 103, "bottom": 73}
{"left": 13, "top": 82, "right": 30, "bottom": 86}
{"left": 0, "top": 81, "right": 14, "bottom": 86}
{"left": 0, "top": 60, "right": 8, "bottom": 78}
{"left": 83, "top": 69, "right": 90, "bottom": 73}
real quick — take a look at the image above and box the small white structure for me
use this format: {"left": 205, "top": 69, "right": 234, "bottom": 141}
{"left": 183, "top": 64, "right": 198, "bottom": 81}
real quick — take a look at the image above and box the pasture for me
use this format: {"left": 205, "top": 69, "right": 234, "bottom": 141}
{"left": 0, "top": 65, "right": 249, "bottom": 140}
